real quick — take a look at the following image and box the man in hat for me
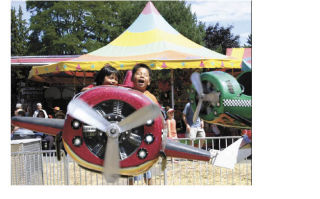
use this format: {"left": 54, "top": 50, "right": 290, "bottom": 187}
{"left": 33, "top": 103, "right": 48, "bottom": 118}
{"left": 53, "top": 106, "right": 65, "bottom": 119}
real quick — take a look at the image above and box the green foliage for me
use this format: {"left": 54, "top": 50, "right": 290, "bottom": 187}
{"left": 26, "top": 1, "right": 205, "bottom": 55}
{"left": 204, "top": 23, "right": 240, "bottom": 54}
{"left": 152, "top": 1, "right": 205, "bottom": 45}
{"left": 11, "top": 6, "right": 29, "bottom": 56}
{"left": 27, "top": 1, "right": 87, "bottom": 55}
{"left": 243, "top": 33, "right": 252, "bottom": 47}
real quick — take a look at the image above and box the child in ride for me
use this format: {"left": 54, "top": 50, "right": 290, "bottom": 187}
{"left": 131, "top": 63, "right": 158, "bottom": 104}
{"left": 129, "top": 63, "right": 159, "bottom": 185}
{"left": 81, "top": 65, "right": 119, "bottom": 91}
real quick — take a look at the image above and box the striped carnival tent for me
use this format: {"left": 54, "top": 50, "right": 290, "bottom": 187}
{"left": 28, "top": 1, "right": 242, "bottom": 81}
{"left": 226, "top": 48, "right": 251, "bottom": 71}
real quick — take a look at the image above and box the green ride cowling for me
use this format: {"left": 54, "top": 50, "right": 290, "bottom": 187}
{"left": 189, "top": 71, "right": 252, "bottom": 129}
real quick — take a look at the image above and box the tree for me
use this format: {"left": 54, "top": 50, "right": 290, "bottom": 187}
{"left": 26, "top": 1, "right": 205, "bottom": 55}
{"left": 27, "top": 1, "right": 88, "bottom": 55}
{"left": 152, "top": 1, "right": 205, "bottom": 45}
{"left": 245, "top": 33, "right": 252, "bottom": 47}
{"left": 11, "top": 6, "right": 29, "bottom": 56}
{"left": 204, "top": 23, "right": 240, "bottom": 54}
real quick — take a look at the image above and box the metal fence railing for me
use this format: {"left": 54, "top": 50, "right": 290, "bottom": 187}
{"left": 11, "top": 136, "right": 251, "bottom": 185}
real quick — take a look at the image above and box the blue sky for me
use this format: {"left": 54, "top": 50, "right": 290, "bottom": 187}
{"left": 188, "top": 0, "right": 251, "bottom": 45}
{"left": 11, "top": 0, "right": 251, "bottom": 45}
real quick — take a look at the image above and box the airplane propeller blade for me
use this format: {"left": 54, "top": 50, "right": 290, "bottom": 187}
{"left": 193, "top": 98, "right": 203, "bottom": 123}
{"left": 191, "top": 72, "right": 203, "bottom": 96}
{"left": 67, "top": 98, "right": 120, "bottom": 183}
{"left": 103, "top": 135, "right": 120, "bottom": 183}
{"left": 117, "top": 103, "right": 161, "bottom": 133}
{"left": 67, "top": 98, "right": 111, "bottom": 132}
{"left": 190, "top": 72, "right": 221, "bottom": 123}
{"left": 191, "top": 72, "right": 204, "bottom": 123}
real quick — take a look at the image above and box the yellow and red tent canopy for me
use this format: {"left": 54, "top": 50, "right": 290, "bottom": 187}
{"left": 29, "top": 1, "right": 241, "bottom": 79}
{"left": 226, "top": 48, "right": 251, "bottom": 71}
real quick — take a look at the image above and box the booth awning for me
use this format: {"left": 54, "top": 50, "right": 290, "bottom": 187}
{"left": 226, "top": 48, "right": 251, "bottom": 71}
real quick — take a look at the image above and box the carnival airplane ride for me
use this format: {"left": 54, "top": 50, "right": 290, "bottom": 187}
{"left": 190, "top": 71, "right": 252, "bottom": 129}
{"left": 11, "top": 71, "right": 251, "bottom": 183}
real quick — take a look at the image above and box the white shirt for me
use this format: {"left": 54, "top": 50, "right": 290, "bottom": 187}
{"left": 33, "top": 109, "right": 48, "bottom": 118}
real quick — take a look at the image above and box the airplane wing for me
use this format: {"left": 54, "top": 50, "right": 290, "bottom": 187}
{"left": 12, "top": 116, "right": 65, "bottom": 136}
{"left": 210, "top": 138, "right": 252, "bottom": 169}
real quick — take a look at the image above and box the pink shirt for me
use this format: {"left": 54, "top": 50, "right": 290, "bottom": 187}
{"left": 166, "top": 119, "right": 177, "bottom": 138}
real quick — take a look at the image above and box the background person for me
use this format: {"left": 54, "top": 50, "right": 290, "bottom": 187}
{"left": 166, "top": 108, "right": 177, "bottom": 139}
{"left": 33, "top": 102, "right": 48, "bottom": 118}
{"left": 166, "top": 108, "right": 178, "bottom": 163}
{"left": 182, "top": 102, "right": 206, "bottom": 147}
{"left": 35, "top": 110, "right": 54, "bottom": 150}
{"left": 25, "top": 105, "right": 33, "bottom": 117}
{"left": 11, "top": 110, "right": 35, "bottom": 140}
{"left": 53, "top": 106, "right": 66, "bottom": 119}
{"left": 14, "top": 103, "right": 23, "bottom": 116}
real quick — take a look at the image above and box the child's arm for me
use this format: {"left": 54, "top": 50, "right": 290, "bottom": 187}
{"left": 166, "top": 119, "right": 171, "bottom": 137}
{"left": 81, "top": 84, "right": 94, "bottom": 92}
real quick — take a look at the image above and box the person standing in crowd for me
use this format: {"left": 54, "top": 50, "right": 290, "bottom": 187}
{"left": 81, "top": 65, "right": 119, "bottom": 92}
{"left": 166, "top": 108, "right": 178, "bottom": 163}
{"left": 33, "top": 103, "right": 48, "bottom": 118}
{"left": 182, "top": 102, "right": 206, "bottom": 147}
{"left": 11, "top": 110, "right": 35, "bottom": 140}
{"left": 25, "top": 105, "right": 33, "bottom": 117}
{"left": 53, "top": 106, "right": 66, "bottom": 119}
{"left": 128, "top": 63, "right": 158, "bottom": 185}
{"left": 12, "top": 103, "right": 24, "bottom": 134}
{"left": 166, "top": 108, "right": 177, "bottom": 139}
{"left": 35, "top": 110, "right": 54, "bottom": 149}
{"left": 14, "top": 103, "right": 23, "bottom": 116}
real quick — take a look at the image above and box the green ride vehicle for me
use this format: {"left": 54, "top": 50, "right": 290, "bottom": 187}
{"left": 189, "top": 71, "right": 252, "bottom": 129}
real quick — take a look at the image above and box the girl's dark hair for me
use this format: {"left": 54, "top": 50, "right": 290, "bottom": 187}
{"left": 131, "top": 63, "right": 152, "bottom": 81}
{"left": 94, "top": 65, "right": 119, "bottom": 86}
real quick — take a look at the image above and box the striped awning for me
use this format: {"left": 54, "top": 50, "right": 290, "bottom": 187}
{"left": 29, "top": 1, "right": 241, "bottom": 79}
{"left": 226, "top": 48, "right": 251, "bottom": 71}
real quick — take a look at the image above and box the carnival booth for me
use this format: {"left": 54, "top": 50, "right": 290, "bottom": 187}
{"left": 27, "top": 1, "right": 243, "bottom": 134}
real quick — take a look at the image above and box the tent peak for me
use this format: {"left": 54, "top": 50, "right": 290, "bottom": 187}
{"left": 142, "top": 1, "right": 160, "bottom": 15}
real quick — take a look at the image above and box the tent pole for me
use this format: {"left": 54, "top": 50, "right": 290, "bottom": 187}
{"left": 72, "top": 71, "right": 76, "bottom": 96}
{"left": 171, "top": 69, "right": 174, "bottom": 109}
